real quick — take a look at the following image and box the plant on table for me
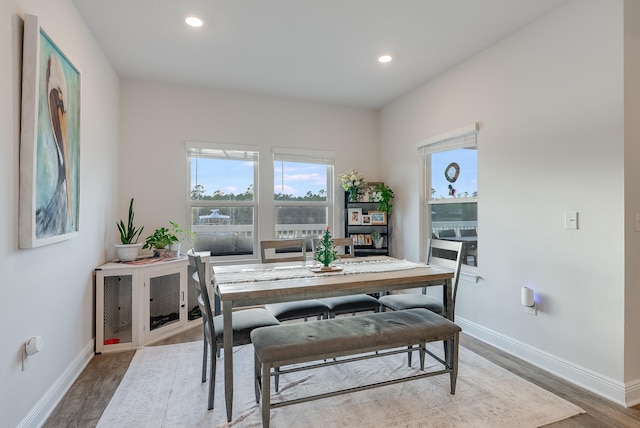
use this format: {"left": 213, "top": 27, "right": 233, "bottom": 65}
{"left": 339, "top": 169, "right": 366, "bottom": 202}
{"left": 114, "top": 198, "right": 144, "bottom": 262}
{"left": 168, "top": 221, "right": 195, "bottom": 249}
{"left": 117, "top": 198, "right": 144, "bottom": 244}
{"left": 314, "top": 226, "right": 338, "bottom": 268}
{"left": 143, "top": 227, "right": 179, "bottom": 255}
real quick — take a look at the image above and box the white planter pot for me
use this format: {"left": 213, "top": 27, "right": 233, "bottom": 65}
{"left": 115, "top": 243, "right": 143, "bottom": 262}
{"left": 374, "top": 238, "right": 384, "bottom": 249}
{"left": 168, "top": 242, "right": 181, "bottom": 258}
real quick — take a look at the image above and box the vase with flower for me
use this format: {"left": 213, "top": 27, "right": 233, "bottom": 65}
{"left": 314, "top": 226, "right": 338, "bottom": 270}
{"left": 339, "top": 169, "right": 366, "bottom": 202}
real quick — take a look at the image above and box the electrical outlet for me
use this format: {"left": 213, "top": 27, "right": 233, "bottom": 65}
{"left": 525, "top": 306, "right": 537, "bottom": 316}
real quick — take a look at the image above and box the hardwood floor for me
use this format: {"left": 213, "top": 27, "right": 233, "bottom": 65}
{"left": 43, "top": 326, "right": 640, "bottom": 427}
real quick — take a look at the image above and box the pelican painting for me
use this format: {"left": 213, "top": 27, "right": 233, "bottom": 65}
{"left": 19, "top": 15, "right": 80, "bottom": 248}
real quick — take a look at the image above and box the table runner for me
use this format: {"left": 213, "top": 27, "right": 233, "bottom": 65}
{"left": 214, "top": 258, "right": 426, "bottom": 285}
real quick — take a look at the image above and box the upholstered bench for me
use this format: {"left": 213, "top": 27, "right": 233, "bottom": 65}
{"left": 250, "top": 308, "right": 462, "bottom": 428}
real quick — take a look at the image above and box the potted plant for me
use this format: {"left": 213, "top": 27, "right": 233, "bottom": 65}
{"left": 339, "top": 169, "right": 366, "bottom": 202}
{"left": 371, "top": 231, "right": 384, "bottom": 249}
{"left": 115, "top": 198, "right": 144, "bottom": 261}
{"left": 143, "top": 227, "right": 179, "bottom": 258}
{"left": 167, "top": 221, "right": 195, "bottom": 257}
{"left": 372, "top": 183, "right": 395, "bottom": 214}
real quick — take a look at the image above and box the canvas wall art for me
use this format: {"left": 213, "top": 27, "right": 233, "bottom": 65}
{"left": 19, "top": 14, "right": 81, "bottom": 248}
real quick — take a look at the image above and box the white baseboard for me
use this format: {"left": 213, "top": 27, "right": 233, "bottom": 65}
{"left": 17, "top": 340, "right": 95, "bottom": 428}
{"left": 457, "top": 317, "right": 635, "bottom": 407}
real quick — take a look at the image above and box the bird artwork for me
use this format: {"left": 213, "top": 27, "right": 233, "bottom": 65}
{"left": 35, "top": 55, "right": 74, "bottom": 238}
{"left": 448, "top": 184, "right": 456, "bottom": 197}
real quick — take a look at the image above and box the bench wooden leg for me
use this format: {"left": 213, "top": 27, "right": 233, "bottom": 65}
{"left": 262, "top": 362, "right": 272, "bottom": 428}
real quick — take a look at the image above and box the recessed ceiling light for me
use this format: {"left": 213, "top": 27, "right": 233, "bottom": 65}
{"left": 378, "top": 55, "right": 392, "bottom": 63}
{"left": 185, "top": 16, "right": 203, "bottom": 28}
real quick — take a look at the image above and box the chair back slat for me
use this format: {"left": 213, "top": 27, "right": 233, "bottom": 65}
{"left": 187, "top": 250, "right": 216, "bottom": 324}
{"left": 313, "top": 237, "right": 354, "bottom": 258}
{"left": 260, "top": 239, "right": 307, "bottom": 263}
{"left": 427, "top": 239, "right": 464, "bottom": 306}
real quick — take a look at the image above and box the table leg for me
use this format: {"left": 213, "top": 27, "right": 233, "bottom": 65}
{"left": 443, "top": 277, "right": 454, "bottom": 321}
{"left": 223, "top": 300, "right": 233, "bottom": 422}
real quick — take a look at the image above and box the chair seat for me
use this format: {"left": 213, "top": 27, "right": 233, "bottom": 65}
{"left": 212, "top": 308, "right": 280, "bottom": 345}
{"left": 265, "top": 300, "right": 329, "bottom": 321}
{"left": 378, "top": 293, "right": 443, "bottom": 314}
{"left": 319, "top": 295, "right": 380, "bottom": 315}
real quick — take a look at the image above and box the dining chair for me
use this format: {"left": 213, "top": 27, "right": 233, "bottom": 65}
{"left": 378, "top": 239, "right": 463, "bottom": 319}
{"left": 315, "top": 237, "right": 381, "bottom": 318}
{"left": 187, "top": 251, "right": 280, "bottom": 410}
{"left": 378, "top": 239, "right": 463, "bottom": 366}
{"left": 438, "top": 229, "right": 456, "bottom": 238}
{"left": 259, "top": 238, "right": 307, "bottom": 263}
{"left": 460, "top": 228, "right": 478, "bottom": 266}
{"left": 261, "top": 239, "right": 330, "bottom": 322}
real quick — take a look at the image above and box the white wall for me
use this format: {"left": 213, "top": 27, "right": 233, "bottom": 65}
{"left": 117, "top": 79, "right": 379, "bottom": 260}
{"left": 624, "top": 0, "right": 640, "bottom": 385}
{"left": 0, "top": 1, "right": 120, "bottom": 426}
{"left": 380, "top": 0, "right": 634, "bottom": 405}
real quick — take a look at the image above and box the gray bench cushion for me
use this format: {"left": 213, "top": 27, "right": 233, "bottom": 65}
{"left": 251, "top": 308, "right": 461, "bottom": 364}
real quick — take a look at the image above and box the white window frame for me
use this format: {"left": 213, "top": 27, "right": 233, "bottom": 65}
{"left": 272, "top": 147, "right": 335, "bottom": 240}
{"left": 417, "top": 123, "right": 479, "bottom": 280}
{"left": 186, "top": 142, "right": 260, "bottom": 261}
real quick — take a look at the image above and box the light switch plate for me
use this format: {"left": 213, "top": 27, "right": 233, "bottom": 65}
{"left": 565, "top": 211, "right": 578, "bottom": 230}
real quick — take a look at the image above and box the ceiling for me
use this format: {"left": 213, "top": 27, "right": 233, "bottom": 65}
{"left": 72, "top": 0, "right": 569, "bottom": 109}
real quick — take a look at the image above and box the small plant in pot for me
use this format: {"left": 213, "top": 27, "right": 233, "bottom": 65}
{"left": 143, "top": 227, "right": 179, "bottom": 258}
{"left": 167, "top": 221, "right": 195, "bottom": 257}
{"left": 371, "top": 231, "right": 384, "bottom": 249}
{"left": 115, "top": 198, "right": 144, "bottom": 262}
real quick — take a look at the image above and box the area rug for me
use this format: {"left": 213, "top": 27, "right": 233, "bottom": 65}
{"left": 97, "top": 341, "right": 583, "bottom": 427}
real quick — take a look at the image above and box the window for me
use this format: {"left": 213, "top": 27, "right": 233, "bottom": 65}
{"left": 419, "top": 124, "right": 478, "bottom": 269}
{"left": 187, "top": 143, "right": 258, "bottom": 258}
{"left": 273, "top": 148, "right": 335, "bottom": 247}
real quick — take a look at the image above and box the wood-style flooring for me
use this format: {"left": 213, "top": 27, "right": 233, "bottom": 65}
{"left": 43, "top": 326, "right": 640, "bottom": 427}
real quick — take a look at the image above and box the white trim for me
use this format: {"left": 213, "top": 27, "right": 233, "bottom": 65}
{"left": 416, "top": 122, "right": 479, "bottom": 149}
{"left": 272, "top": 147, "right": 335, "bottom": 164}
{"left": 17, "top": 341, "right": 95, "bottom": 428}
{"left": 457, "top": 317, "right": 631, "bottom": 407}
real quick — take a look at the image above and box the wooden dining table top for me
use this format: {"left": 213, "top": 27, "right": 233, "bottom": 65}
{"left": 214, "top": 256, "right": 454, "bottom": 305}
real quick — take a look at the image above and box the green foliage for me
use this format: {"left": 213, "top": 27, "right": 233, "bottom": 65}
{"left": 192, "top": 184, "right": 327, "bottom": 202}
{"left": 117, "top": 198, "right": 144, "bottom": 244}
{"left": 372, "top": 183, "right": 395, "bottom": 214}
{"left": 143, "top": 227, "right": 179, "bottom": 250}
{"left": 169, "top": 221, "right": 195, "bottom": 243}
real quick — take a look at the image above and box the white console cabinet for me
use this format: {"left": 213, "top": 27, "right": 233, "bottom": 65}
{"left": 95, "top": 253, "right": 210, "bottom": 353}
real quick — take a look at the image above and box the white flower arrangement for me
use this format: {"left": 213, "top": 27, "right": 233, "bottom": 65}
{"left": 338, "top": 169, "right": 365, "bottom": 191}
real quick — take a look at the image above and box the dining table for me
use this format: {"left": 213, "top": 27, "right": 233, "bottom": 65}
{"left": 213, "top": 256, "right": 455, "bottom": 422}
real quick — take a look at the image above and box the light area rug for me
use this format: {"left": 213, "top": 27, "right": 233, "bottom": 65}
{"left": 97, "top": 341, "right": 583, "bottom": 428}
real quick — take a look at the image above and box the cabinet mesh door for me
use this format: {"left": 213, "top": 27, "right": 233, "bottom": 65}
{"left": 103, "top": 275, "right": 133, "bottom": 344}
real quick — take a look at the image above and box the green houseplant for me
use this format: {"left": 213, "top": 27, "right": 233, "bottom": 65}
{"left": 371, "top": 231, "right": 384, "bottom": 249}
{"left": 372, "top": 183, "right": 395, "bottom": 214}
{"left": 167, "top": 221, "right": 195, "bottom": 256}
{"left": 143, "top": 227, "right": 179, "bottom": 257}
{"left": 115, "top": 198, "right": 144, "bottom": 261}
